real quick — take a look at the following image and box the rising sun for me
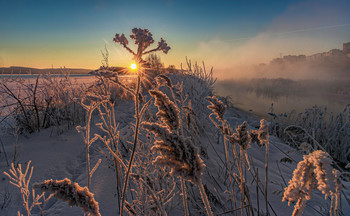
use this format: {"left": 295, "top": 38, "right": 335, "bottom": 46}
{"left": 130, "top": 63, "right": 137, "bottom": 70}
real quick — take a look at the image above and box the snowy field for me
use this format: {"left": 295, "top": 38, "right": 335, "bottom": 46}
{"left": 0, "top": 72, "right": 349, "bottom": 216}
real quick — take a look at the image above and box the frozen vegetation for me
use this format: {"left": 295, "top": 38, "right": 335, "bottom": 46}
{"left": 0, "top": 28, "right": 350, "bottom": 216}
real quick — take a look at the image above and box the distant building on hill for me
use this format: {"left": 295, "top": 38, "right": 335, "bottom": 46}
{"left": 283, "top": 55, "right": 306, "bottom": 63}
{"left": 270, "top": 55, "right": 306, "bottom": 64}
{"left": 325, "top": 49, "right": 343, "bottom": 57}
{"left": 268, "top": 41, "right": 350, "bottom": 64}
{"left": 306, "top": 42, "right": 350, "bottom": 60}
{"left": 343, "top": 42, "right": 350, "bottom": 54}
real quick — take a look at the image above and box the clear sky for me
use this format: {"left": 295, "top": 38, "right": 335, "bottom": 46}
{"left": 1, "top": 0, "right": 350, "bottom": 72}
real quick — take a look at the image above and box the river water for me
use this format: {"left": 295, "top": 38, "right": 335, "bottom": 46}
{"left": 214, "top": 79, "right": 350, "bottom": 118}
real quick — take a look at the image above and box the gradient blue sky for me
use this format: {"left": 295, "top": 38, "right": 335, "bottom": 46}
{"left": 1, "top": 0, "right": 350, "bottom": 72}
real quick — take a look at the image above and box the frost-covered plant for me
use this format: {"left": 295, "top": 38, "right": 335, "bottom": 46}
{"left": 41, "top": 71, "right": 86, "bottom": 131}
{"left": 3, "top": 161, "right": 52, "bottom": 216}
{"left": 142, "top": 122, "right": 212, "bottom": 216}
{"left": 87, "top": 28, "right": 171, "bottom": 215}
{"left": 206, "top": 96, "right": 240, "bottom": 211}
{"left": 33, "top": 178, "right": 101, "bottom": 216}
{"left": 111, "top": 28, "right": 170, "bottom": 215}
{"left": 181, "top": 58, "right": 216, "bottom": 90}
{"left": 156, "top": 74, "right": 173, "bottom": 88}
{"left": 232, "top": 121, "right": 255, "bottom": 216}
{"left": 76, "top": 93, "right": 107, "bottom": 189}
{"left": 113, "top": 28, "right": 170, "bottom": 62}
{"left": 282, "top": 150, "right": 342, "bottom": 216}
{"left": 94, "top": 100, "right": 127, "bottom": 208}
{"left": 143, "top": 122, "right": 205, "bottom": 183}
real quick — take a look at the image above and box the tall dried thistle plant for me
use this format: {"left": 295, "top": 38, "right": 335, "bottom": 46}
{"left": 282, "top": 150, "right": 342, "bottom": 216}
{"left": 143, "top": 80, "right": 213, "bottom": 216}
{"left": 110, "top": 28, "right": 170, "bottom": 216}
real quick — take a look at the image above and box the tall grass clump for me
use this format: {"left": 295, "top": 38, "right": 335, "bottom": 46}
{"left": 207, "top": 96, "right": 257, "bottom": 216}
{"left": 270, "top": 105, "right": 350, "bottom": 165}
{"left": 207, "top": 96, "right": 276, "bottom": 216}
{"left": 142, "top": 120, "right": 212, "bottom": 215}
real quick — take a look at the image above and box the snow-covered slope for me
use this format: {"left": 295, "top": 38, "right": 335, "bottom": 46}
{"left": 0, "top": 74, "right": 349, "bottom": 216}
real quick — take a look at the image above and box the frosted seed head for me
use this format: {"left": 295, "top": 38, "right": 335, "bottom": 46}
{"left": 113, "top": 33, "right": 128, "bottom": 45}
{"left": 33, "top": 178, "right": 101, "bottom": 216}
{"left": 258, "top": 119, "right": 269, "bottom": 146}
{"left": 130, "top": 28, "right": 154, "bottom": 51}
{"left": 282, "top": 150, "right": 342, "bottom": 216}
{"left": 149, "top": 90, "right": 180, "bottom": 130}
{"left": 143, "top": 122, "right": 206, "bottom": 184}
{"left": 158, "top": 38, "right": 171, "bottom": 54}
{"left": 233, "top": 121, "right": 251, "bottom": 150}
{"left": 206, "top": 96, "right": 226, "bottom": 122}
{"left": 156, "top": 74, "right": 173, "bottom": 88}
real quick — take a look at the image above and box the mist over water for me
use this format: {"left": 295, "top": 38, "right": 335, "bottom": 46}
{"left": 205, "top": 0, "right": 350, "bottom": 117}
{"left": 214, "top": 78, "right": 350, "bottom": 118}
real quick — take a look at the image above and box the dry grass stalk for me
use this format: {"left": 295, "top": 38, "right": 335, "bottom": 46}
{"left": 77, "top": 93, "right": 107, "bottom": 189}
{"left": 3, "top": 161, "right": 50, "bottom": 216}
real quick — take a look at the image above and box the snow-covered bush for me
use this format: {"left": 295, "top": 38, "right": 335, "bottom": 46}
{"left": 0, "top": 71, "right": 86, "bottom": 134}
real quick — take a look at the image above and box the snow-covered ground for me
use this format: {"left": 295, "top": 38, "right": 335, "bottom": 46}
{"left": 0, "top": 74, "right": 349, "bottom": 216}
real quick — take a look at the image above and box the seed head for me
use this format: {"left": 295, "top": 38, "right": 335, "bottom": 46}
{"left": 33, "top": 178, "right": 101, "bottom": 216}
{"left": 149, "top": 90, "right": 180, "bottom": 131}
{"left": 142, "top": 122, "right": 205, "bottom": 184}
{"left": 206, "top": 96, "right": 226, "bottom": 122}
